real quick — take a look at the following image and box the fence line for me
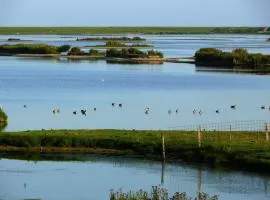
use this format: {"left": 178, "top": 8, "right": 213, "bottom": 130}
{"left": 169, "top": 120, "right": 269, "bottom": 132}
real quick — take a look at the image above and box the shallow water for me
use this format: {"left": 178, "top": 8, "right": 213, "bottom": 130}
{"left": 0, "top": 54, "right": 270, "bottom": 131}
{"left": 0, "top": 155, "right": 269, "bottom": 200}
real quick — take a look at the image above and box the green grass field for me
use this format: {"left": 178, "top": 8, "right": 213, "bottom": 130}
{"left": 0, "top": 129, "right": 269, "bottom": 172}
{"left": 0, "top": 27, "right": 267, "bottom": 35}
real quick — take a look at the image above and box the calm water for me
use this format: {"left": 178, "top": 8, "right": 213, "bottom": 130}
{"left": 0, "top": 56, "right": 270, "bottom": 131}
{"left": 0, "top": 155, "right": 269, "bottom": 200}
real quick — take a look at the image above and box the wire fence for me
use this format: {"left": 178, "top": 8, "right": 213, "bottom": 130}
{"left": 169, "top": 120, "right": 270, "bottom": 145}
{"left": 169, "top": 120, "right": 269, "bottom": 132}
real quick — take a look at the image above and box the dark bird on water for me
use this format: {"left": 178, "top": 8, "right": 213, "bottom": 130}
{"left": 73, "top": 111, "right": 77, "bottom": 115}
{"left": 81, "top": 109, "right": 87, "bottom": 116}
{"left": 176, "top": 109, "right": 179, "bottom": 114}
{"left": 261, "top": 106, "right": 265, "bottom": 110}
{"left": 93, "top": 108, "right": 97, "bottom": 111}
{"left": 23, "top": 105, "right": 27, "bottom": 108}
{"left": 216, "top": 109, "right": 219, "bottom": 114}
{"left": 230, "top": 105, "right": 236, "bottom": 109}
{"left": 112, "top": 103, "right": 115, "bottom": 107}
{"left": 168, "top": 109, "right": 172, "bottom": 115}
{"left": 119, "top": 103, "right": 122, "bottom": 108}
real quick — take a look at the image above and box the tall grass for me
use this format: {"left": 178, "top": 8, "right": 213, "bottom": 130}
{"left": 110, "top": 185, "right": 218, "bottom": 200}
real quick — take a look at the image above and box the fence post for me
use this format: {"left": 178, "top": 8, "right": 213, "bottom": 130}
{"left": 198, "top": 125, "right": 202, "bottom": 148}
{"left": 265, "top": 122, "right": 269, "bottom": 142}
{"left": 229, "top": 124, "right": 232, "bottom": 142}
{"left": 162, "top": 133, "right": 166, "bottom": 161}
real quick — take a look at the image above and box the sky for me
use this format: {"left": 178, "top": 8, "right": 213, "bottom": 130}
{"left": 0, "top": 0, "right": 270, "bottom": 27}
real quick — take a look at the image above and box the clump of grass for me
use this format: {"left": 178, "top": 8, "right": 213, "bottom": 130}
{"left": 109, "top": 185, "right": 218, "bottom": 200}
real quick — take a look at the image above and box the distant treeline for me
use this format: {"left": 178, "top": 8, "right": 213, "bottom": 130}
{"left": 77, "top": 36, "right": 145, "bottom": 41}
{"left": 0, "top": 27, "right": 268, "bottom": 35}
{"left": 195, "top": 48, "right": 270, "bottom": 71}
{"left": 0, "top": 44, "right": 71, "bottom": 54}
{"left": 211, "top": 27, "right": 263, "bottom": 34}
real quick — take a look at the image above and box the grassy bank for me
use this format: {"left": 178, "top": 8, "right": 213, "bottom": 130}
{"left": 195, "top": 48, "right": 270, "bottom": 72}
{"left": 0, "top": 27, "right": 268, "bottom": 35}
{"left": 0, "top": 129, "right": 269, "bottom": 173}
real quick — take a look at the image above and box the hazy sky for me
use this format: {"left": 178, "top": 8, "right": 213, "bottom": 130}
{"left": 0, "top": 0, "right": 269, "bottom": 26}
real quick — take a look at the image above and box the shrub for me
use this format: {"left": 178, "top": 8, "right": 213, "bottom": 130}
{"left": 57, "top": 45, "right": 71, "bottom": 52}
{"left": 88, "top": 49, "right": 104, "bottom": 56}
{"left": 105, "top": 41, "right": 126, "bottom": 47}
{"left": 68, "top": 47, "right": 86, "bottom": 56}
{"left": 0, "top": 108, "right": 7, "bottom": 123}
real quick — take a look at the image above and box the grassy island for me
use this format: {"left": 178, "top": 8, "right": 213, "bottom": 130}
{"left": 195, "top": 48, "right": 270, "bottom": 72}
{"left": 0, "top": 44, "right": 71, "bottom": 55}
{"left": 106, "top": 48, "right": 164, "bottom": 64}
{"left": 77, "top": 36, "right": 145, "bottom": 41}
{"left": 0, "top": 129, "right": 270, "bottom": 173}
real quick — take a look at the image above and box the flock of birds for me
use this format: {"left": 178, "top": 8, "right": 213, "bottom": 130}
{"left": 21, "top": 103, "right": 270, "bottom": 117}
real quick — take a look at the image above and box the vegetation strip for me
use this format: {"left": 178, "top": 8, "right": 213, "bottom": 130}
{"left": 0, "top": 129, "right": 269, "bottom": 173}
{"left": 0, "top": 27, "right": 269, "bottom": 35}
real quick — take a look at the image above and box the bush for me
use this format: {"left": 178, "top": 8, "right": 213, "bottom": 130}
{"left": 57, "top": 45, "right": 71, "bottom": 52}
{"left": 68, "top": 47, "right": 86, "bottom": 56}
{"left": 88, "top": 49, "right": 104, "bottom": 56}
{"left": 0, "top": 108, "right": 7, "bottom": 123}
{"left": 105, "top": 41, "right": 126, "bottom": 47}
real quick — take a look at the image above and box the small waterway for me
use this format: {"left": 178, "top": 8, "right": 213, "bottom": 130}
{"left": 0, "top": 154, "right": 269, "bottom": 200}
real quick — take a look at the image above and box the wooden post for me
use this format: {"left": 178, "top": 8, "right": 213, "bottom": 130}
{"left": 198, "top": 125, "right": 202, "bottom": 148}
{"left": 162, "top": 133, "right": 166, "bottom": 161}
{"left": 229, "top": 124, "right": 232, "bottom": 142}
{"left": 265, "top": 122, "right": 269, "bottom": 142}
{"left": 161, "top": 160, "right": 165, "bottom": 185}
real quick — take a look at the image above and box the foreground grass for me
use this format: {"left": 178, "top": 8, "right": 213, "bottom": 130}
{"left": 0, "top": 27, "right": 268, "bottom": 35}
{"left": 110, "top": 186, "right": 218, "bottom": 200}
{"left": 0, "top": 129, "right": 269, "bottom": 172}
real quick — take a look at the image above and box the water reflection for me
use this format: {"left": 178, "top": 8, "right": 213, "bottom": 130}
{"left": 0, "top": 153, "right": 269, "bottom": 200}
